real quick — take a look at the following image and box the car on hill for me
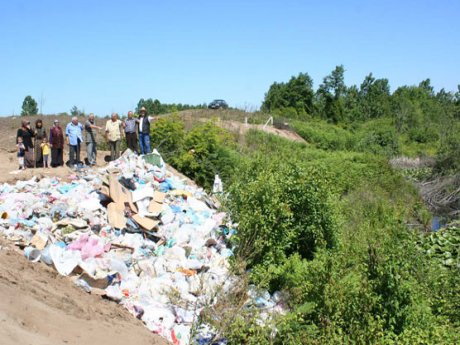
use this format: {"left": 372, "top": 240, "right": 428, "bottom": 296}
{"left": 208, "top": 99, "right": 228, "bottom": 109}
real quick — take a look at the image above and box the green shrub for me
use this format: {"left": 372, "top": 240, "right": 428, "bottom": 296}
{"left": 435, "top": 122, "right": 460, "bottom": 174}
{"left": 151, "top": 114, "right": 185, "bottom": 162}
{"left": 291, "top": 119, "right": 355, "bottom": 151}
{"left": 407, "top": 125, "right": 439, "bottom": 143}
{"left": 356, "top": 118, "right": 400, "bottom": 156}
{"left": 173, "top": 121, "right": 240, "bottom": 189}
{"left": 228, "top": 155, "right": 337, "bottom": 267}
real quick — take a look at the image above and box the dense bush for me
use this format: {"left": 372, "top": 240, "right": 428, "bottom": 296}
{"left": 150, "top": 114, "right": 185, "bottom": 161}
{"left": 290, "top": 120, "right": 355, "bottom": 151}
{"left": 151, "top": 117, "right": 240, "bottom": 190}
{"left": 149, "top": 114, "right": 460, "bottom": 343}
{"left": 228, "top": 155, "right": 337, "bottom": 267}
{"left": 407, "top": 125, "right": 439, "bottom": 143}
{"left": 224, "top": 176, "right": 459, "bottom": 343}
{"left": 356, "top": 118, "right": 400, "bottom": 156}
{"left": 435, "top": 122, "right": 460, "bottom": 174}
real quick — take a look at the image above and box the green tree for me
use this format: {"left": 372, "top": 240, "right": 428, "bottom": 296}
{"left": 70, "top": 105, "right": 84, "bottom": 117}
{"left": 152, "top": 99, "right": 162, "bottom": 114}
{"left": 136, "top": 98, "right": 155, "bottom": 115}
{"left": 317, "top": 65, "right": 346, "bottom": 123}
{"left": 21, "top": 95, "right": 38, "bottom": 116}
{"left": 261, "top": 72, "right": 315, "bottom": 119}
{"left": 358, "top": 73, "right": 391, "bottom": 120}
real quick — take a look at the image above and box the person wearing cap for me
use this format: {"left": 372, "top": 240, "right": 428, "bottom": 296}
{"left": 16, "top": 120, "right": 35, "bottom": 168}
{"left": 124, "top": 111, "right": 138, "bottom": 153}
{"left": 105, "top": 113, "right": 124, "bottom": 161}
{"left": 65, "top": 116, "right": 84, "bottom": 167}
{"left": 85, "top": 113, "right": 102, "bottom": 166}
{"left": 138, "top": 106, "right": 151, "bottom": 154}
{"left": 49, "top": 119, "right": 64, "bottom": 167}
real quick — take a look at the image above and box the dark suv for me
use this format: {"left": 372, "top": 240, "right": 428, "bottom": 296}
{"left": 208, "top": 99, "right": 228, "bottom": 109}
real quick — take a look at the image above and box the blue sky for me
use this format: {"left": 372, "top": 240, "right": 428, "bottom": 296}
{"left": 1, "top": 0, "right": 459, "bottom": 116}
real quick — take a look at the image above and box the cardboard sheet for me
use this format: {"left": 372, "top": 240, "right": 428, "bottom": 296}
{"left": 107, "top": 202, "right": 127, "bottom": 229}
{"left": 153, "top": 191, "right": 167, "bottom": 203}
{"left": 148, "top": 200, "right": 163, "bottom": 216}
{"left": 132, "top": 214, "right": 159, "bottom": 231}
{"left": 109, "top": 174, "right": 137, "bottom": 212}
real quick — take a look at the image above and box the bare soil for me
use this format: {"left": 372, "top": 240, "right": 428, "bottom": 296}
{"left": 0, "top": 238, "right": 167, "bottom": 345}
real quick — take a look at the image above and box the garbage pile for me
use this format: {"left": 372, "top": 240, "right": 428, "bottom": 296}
{"left": 0, "top": 149, "right": 238, "bottom": 344}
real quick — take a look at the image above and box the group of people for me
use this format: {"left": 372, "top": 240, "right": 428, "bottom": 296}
{"left": 16, "top": 119, "right": 55, "bottom": 170}
{"left": 15, "top": 106, "right": 154, "bottom": 170}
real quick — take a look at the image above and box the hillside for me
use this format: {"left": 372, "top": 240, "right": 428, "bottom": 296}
{"left": 0, "top": 107, "right": 459, "bottom": 344}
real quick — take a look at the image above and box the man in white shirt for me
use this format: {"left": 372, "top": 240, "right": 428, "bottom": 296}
{"left": 105, "top": 113, "right": 124, "bottom": 161}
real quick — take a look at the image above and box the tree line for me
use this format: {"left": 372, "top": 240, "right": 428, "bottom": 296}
{"left": 262, "top": 65, "right": 460, "bottom": 127}
{"left": 18, "top": 96, "right": 206, "bottom": 117}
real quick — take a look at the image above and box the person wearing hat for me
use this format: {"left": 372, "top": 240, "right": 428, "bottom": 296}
{"left": 49, "top": 119, "right": 64, "bottom": 167}
{"left": 138, "top": 106, "right": 151, "bottom": 154}
{"left": 16, "top": 120, "right": 35, "bottom": 168}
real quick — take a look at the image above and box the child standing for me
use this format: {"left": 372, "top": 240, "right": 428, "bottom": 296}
{"left": 17, "top": 137, "right": 26, "bottom": 170}
{"left": 40, "top": 137, "right": 51, "bottom": 168}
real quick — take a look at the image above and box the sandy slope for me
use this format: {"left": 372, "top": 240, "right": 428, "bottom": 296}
{"left": 0, "top": 238, "right": 168, "bottom": 345}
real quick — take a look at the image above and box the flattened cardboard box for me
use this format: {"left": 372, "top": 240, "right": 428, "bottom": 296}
{"left": 132, "top": 214, "right": 159, "bottom": 231}
{"left": 148, "top": 200, "right": 163, "bottom": 216}
{"left": 107, "top": 202, "right": 127, "bottom": 229}
{"left": 109, "top": 174, "right": 137, "bottom": 213}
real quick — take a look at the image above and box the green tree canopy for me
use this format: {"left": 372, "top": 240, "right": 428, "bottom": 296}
{"left": 358, "top": 73, "right": 391, "bottom": 120}
{"left": 136, "top": 98, "right": 204, "bottom": 115}
{"left": 261, "top": 72, "right": 314, "bottom": 119}
{"left": 21, "top": 95, "right": 38, "bottom": 116}
{"left": 70, "top": 105, "right": 85, "bottom": 117}
{"left": 317, "top": 65, "right": 346, "bottom": 123}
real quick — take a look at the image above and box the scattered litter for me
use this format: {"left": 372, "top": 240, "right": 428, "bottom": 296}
{"left": 0, "top": 148, "right": 246, "bottom": 344}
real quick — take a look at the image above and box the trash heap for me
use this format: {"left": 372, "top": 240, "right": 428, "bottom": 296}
{"left": 0, "top": 149, "right": 238, "bottom": 344}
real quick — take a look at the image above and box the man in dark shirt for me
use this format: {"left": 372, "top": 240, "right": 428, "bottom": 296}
{"left": 49, "top": 120, "right": 64, "bottom": 167}
{"left": 138, "top": 107, "right": 151, "bottom": 155}
{"left": 85, "top": 113, "right": 102, "bottom": 165}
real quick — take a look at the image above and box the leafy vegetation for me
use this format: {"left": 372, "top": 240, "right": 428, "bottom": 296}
{"left": 146, "top": 68, "right": 459, "bottom": 343}
{"left": 136, "top": 98, "right": 206, "bottom": 115}
{"left": 149, "top": 117, "right": 458, "bottom": 343}
{"left": 70, "top": 105, "right": 85, "bottom": 117}
{"left": 21, "top": 95, "right": 38, "bottom": 116}
{"left": 151, "top": 116, "right": 238, "bottom": 189}
{"left": 417, "top": 222, "right": 460, "bottom": 268}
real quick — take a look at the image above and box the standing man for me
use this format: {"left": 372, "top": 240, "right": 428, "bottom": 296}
{"left": 65, "top": 117, "right": 84, "bottom": 168}
{"left": 124, "top": 111, "right": 138, "bottom": 153}
{"left": 138, "top": 106, "right": 151, "bottom": 155}
{"left": 85, "top": 113, "right": 102, "bottom": 166}
{"left": 49, "top": 119, "right": 64, "bottom": 167}
{"left": 105, "top": 113, "right": 124, "bottom": 161}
